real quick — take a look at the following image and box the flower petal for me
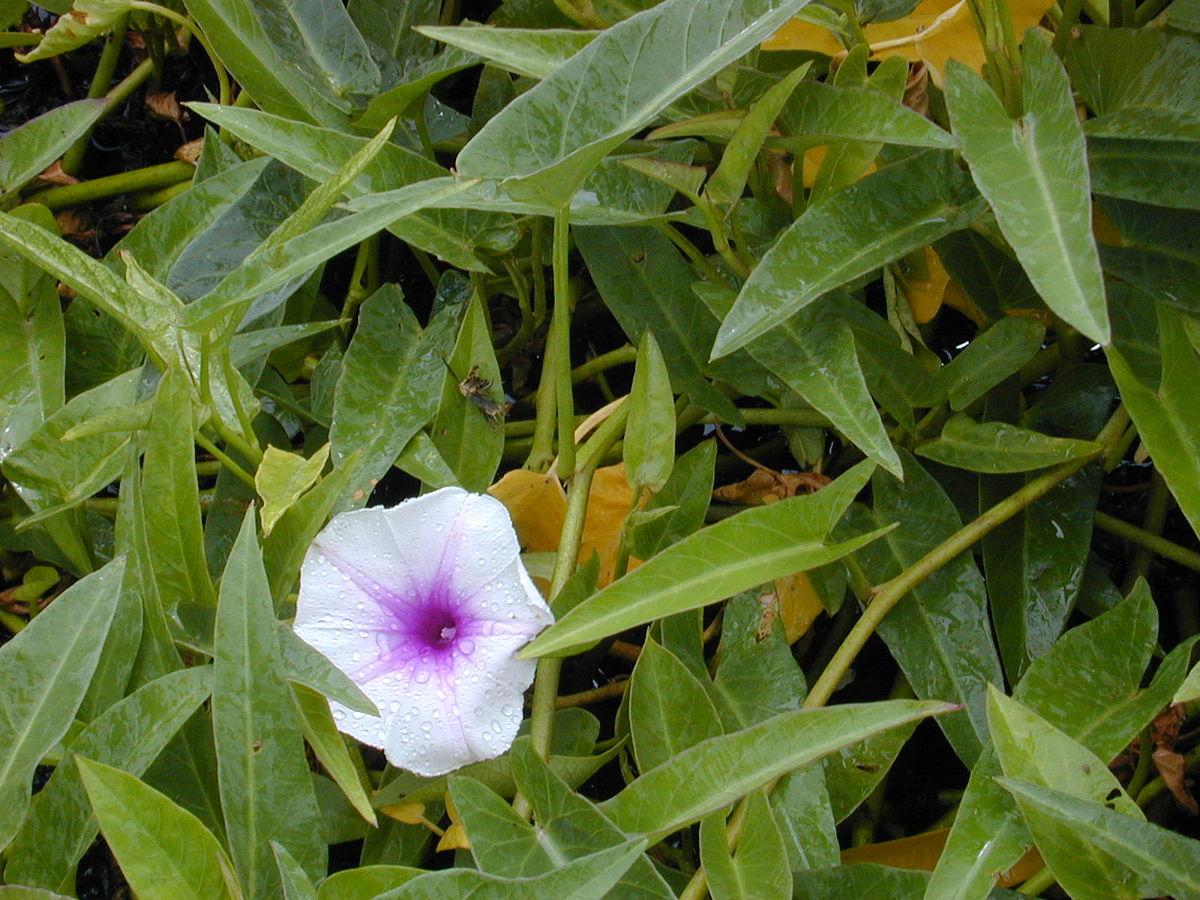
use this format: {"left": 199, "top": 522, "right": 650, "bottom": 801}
{"left": 440, "top": 491, "right": 528, "bottom": 598}
{"left": 455, "top": 558, "right": 552, "bottom": 633}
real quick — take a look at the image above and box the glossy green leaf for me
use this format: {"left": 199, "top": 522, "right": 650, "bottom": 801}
{"left": 776, "top": 79, "right": 955, "bottom": 149}
{"left": 1064, "top": 26, "right": 1200, "bottom": 119}
{"left": 823, "top": 720, "right": 919, "bottom": 823}
{"left": 0, "top": 99, "right": 104, "bottom": 193}
{"left": 628, "top": 438, "right": 716, "bottom": 559}
{"left": 1097, "top": 199, "right": 1200, "bottom": 317}
{"left": 705, "top": 63, "right": 810, "bottom": 206}
{"left": 846, "top": 455, "right": 1004, "bottom": 764}
{"left": 142, "top": 366, "right": 217, "bottom": 623}
{"left": 291, "top": 683, "right": 375, "bottom": 826}
{"left": 1108, "top": 304, "right": 1200, "bottom": 539}
{"left": 256, "top": 444, "right": 330, "bottom": 537}
{"left": 933, "top": 229, "right": 1037, "bottom": 323}
{"left": 355, "top": 46, "right": 479, "bottom": 129}
{"left": 6, "top": 668, "right": 212, "bottom": 891}
{"left": 431, "top": 294, "right": 504, "bottom": 492}
{"left": 76, "top": 757, "right": 236, "bottom": 900}
{"left": 316, "top": 866, "right": 422, "bottom": 900}
{"left": 521, "top": 461, "right": 882, "bottom": 657}
{"left": 935, "top": 317, "right": 1045, "bottom": 411}
{"left": 415, "top": 24, "right": 596, "bottom": 79}
{"left": 700, "top": 789, "right": 792, "bottom": 900}
{"left": 0, "top": 559, "right": 124, "bottom": 852}
{"left": 711, "top": 592, "right": 806, "bottom": 730}
{"left": 183, "top": 0, "right": 379, "bottom": 126}
{"left": 331, "top": 285, "right": 460, "bottom": 509}
{"left": 574, "top": 225, "right": 742, "bottom": 421}
{"left": 273, "top": 842, "right": 319, "bottom": 900}
{"left": 945, "top": 31, "right": 1109, "bottom": 343}
{"left": 629, "top": 639, "right": 724, "bottom": 772}
{"left": 377, "top": 840, "right": 649, "bottom": 899}
{"left": 798, "top": 864, "right": 929, "bottom": 898}
{"left": 599, "top": 699, "right": 952, "bottom": 836}
{"left": 506, "top": 739, "right": 675, "bottom": 896}
{"left": 998, "top": 778, "right": 1200, "bottom": 900}
{"left": 187, "top": 104, "right": 514, "bottom": 272}
{"left": 624, "top": 331, "right": 676, "bottom": 492}
{"left": 456, "top": 0, "right": 813, "bottom": 204}
{"left": 770, "top": 765, "right": 840, "bottom": 873}
{"left": 213, "top": 512, "right": 325, "bottom": 894}
{"left": 712, "top": 150, "right": 984, "bottom": 357}
{"left": 278, "top": 623, "right": 376, "bottom": 716}
{"left": 916, "top": 415, "right": 1099, "bottom": 473}
{"left": 1088, "top": 138, "right": 1200, "bottom": 211}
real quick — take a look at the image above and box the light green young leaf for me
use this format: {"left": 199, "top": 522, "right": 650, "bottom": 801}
{"left": 431, "top": 294, "right": 504, "bottom": 492}
{"left": 1175, "top": 660, "right": 1200, "bottom": 705}
{"left": 256, "top": 444, "right": 331, "bottom": 537}
{"left": 5, "top": 668, "right": 212, "bottom": 891}
{"left": 273, "top": 842, "right": 319, "bottom": 900}
{"left": 1107, "top": 304, "right": 1200, "bottom": 539}
{"left": 600, "top": 699, "right": 952, "bottom": 836}
{"left": 998, "top": 778, "right": 1200, "bottom": 900}
{"left": 712, "top": 150, "right": 984, "bottom": 358}
{"left": 629, "top": 639, "right": 724, "bottom": 772}
{"left": 945, "top": 30, "right": 1110, "bottom": 343}
{"left": 0, "top": 560, "right": 124, "bottom": 852}
{"left": 624, "top": 331, "right": 676, "bottom": 493}
{"left": 700, "top": 789, "right": 792, "bottom": 900}
{"left": 916, "top": 415, "right": 1100, "bottom": 473}
{"left": 213, "top": 512, "right": 325, "bottom": 894}
{"left": 183, "top": 0, "right": 379, "bottom": 126}
{"left": 0, "top": 99, "right": 104, "bottom": 193}
{"left": 76, "top": 757, "right": 236, "bottom": 900}
{"left": 628, "top": 439, "right": 716, "bottom": 559}
{"left": 415, "top": 24, "right": 597, "bottom": 79}
{"left": 15, "top": 1, "right": 128, "bottom": 61}
{"left": 354, "top": 47, "right": 480, "bottom": 130}
{"left": 521, "top": 462, "right": 881, "bottom": 657}
{"left": 705, "top": 62, "right": 811, "bottom": 206}
{"left": 456, "top": 0, "right": 814, "bottom": 204}
{"left": 776, "top": 79, "right": 956, "bottom": 149}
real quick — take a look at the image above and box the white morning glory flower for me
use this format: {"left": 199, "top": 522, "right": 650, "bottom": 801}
{"left": 293, "top": 487, "right": 553, "bottom": 777}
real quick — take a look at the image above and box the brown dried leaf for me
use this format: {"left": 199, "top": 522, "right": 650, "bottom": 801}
{"left": 175, "top": 137, "right": 204, "bottom": 164}
{"left": 1151, "top": 747, "right": 1198, "bottom": 814}
{"left": 904, "top": 62, "right": 930, "bottom": 118}
{"left": 146, "top": 90, "right": 184, "bottom": 123}
{"left": 54, "top": 210, "right": 92, "bottom": 240}
{"left": 34, "top": 160, "right": 79, "bottom": 187}
{"left": 713, "top": 468, "right": 829, "bottom": 506}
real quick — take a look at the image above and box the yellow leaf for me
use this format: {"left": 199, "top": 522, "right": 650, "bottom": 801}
{"left": 898, "top": 245, "right": 952, "bottom": 324}
{"left": 763, "top": 0, "right": 1055, "bottom": 83}
{"left": 437, "top": 793, "right": 470, "bottom": 852}
{"left": 379, "top": 801, "right": 426, "bottom": 825}
{"left": 773, "top": 572, "right": 825, "bottom": 642}
{"left": 842, "top": 829, "right": 1043, "bottom": 887}
{"left": 489, "top": 464, "right": 638, "bottom": 589}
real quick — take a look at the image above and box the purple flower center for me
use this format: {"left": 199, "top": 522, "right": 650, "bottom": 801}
{"left": 416, "top": 605, "right": 459, "bottom": 651}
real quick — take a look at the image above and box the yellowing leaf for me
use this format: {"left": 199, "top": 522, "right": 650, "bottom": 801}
{"left": 898, "top": 245, "right": 952, "bottom": 324}
{"left": 842, "top": 828, "right": 949, "bottom": 870}
{"left": 380, "top": 801, "right": 426, "bottom": 825}
{"left": 489, "top": 464, "right": 638, "bottom": 589}
{"left": 437, "top": 792, "right": 470, "bottom": 852}
{"left": 763, "top": 0, "right": 1055, "bottom": 82}
{"left": 256, "top": 443, "right": 330, "bottom": 536}
{"left": 773, "top": 571, "right": 825, "bottom": 642}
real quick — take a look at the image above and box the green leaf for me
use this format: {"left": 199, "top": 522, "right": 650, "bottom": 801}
{"left": 628, "top": 439, "right": 716, "bottom": 559}
{"left": 378, "top": 844, "right": 649, "bottom": 899}
{"left": 997, "top": 778, "right": 1200, "bottom": 900}
{"left": 15, "top": 1, "right": 128, "bottom": 61}
{"left": 794, "top": 864, "right": 929, "bottom": 898}
{"left": 629, "top": 639, "right": 724, "bottom": 772}
{"left": 599, "top": 699, "right": 952, "bottom": 836}
{"left": 1097, "top": 198, "right": 1200, "bottom": 317}
{"left": 142, "top": 366, "right": 217, "bottom": 623}
{"left": 331, "top": 285, "right": 460, "bottom": 509}
{"left": 705, "top": 63, "right": 811, "bottom": 206}
{"left": 5, "top": 668, "right": 212, "bottom": 891}
{"left": 354, "top": 46, "right": 480, "bottom": 130}
{"left": 711, "top": 150, "right": 984, "bottom": 357}
{"left": 187, "top": 104, "right": 514, "bottom": 272}
{"left": 574, "top": 225, "right": 742, "bottom": 422}
{"left": 845, "top": 454, "right": 1004, "bottom": 765}
{"left": 521, "top": 462, "right": 882, "bottom": 657}
{"left": 76, "top": 757, "right": 236, "bottom": 900}
{"left": 1107, "top": 304, "right": 1200, "bottom": 539}
{"left": 278, "top": 622, "right": 377, "bottom": 716}
{"left": 823, "top": 721, "right": 919, "bottom": 823}
{"left": 770, "top": 765, "right": 840, "bottom": 873}
{"left": 1064, "top": 26, "right": 1200, "bottom": 119}
{"left": 273, "top": 842, "right": 319, "bottom": 900}
{"left": 711, "top": 592, "right": 806, "bottom": 730}
{"left": 700, "top": 789, "right": 792, "bottom": 900}
{"left": 182, "top": 0, "right": 379, "bottom": 126}
{"left": 414, "top": 24, "right": 596, "bottom": 79}
{"left": 456, "top": 0, "right": 814, "bottom": 204}
{"left": 0, "top": 559, "right": 124, "bottom": 852}
{"left": 935, "top": 317, "right": 1045, "bottom": 411}
{"left": 945, "top": 30, "right": 1110, "bottom": 343}
{"left": 0, "top": 99, "right": 104, "bottom": 193}
{"left": 916, "top": 415, "right": 1099, "bottom": 473}
{"left": 1088, "top": 137, "right": 1200, "bottom": 211}
{"left": 431, "top": 294, "right": 505, "bottom": 491}
{"left": 213, "top": 512, "right": 325, "bottom": 895}
{"left": 776, "top": 79, "right": 956, "bottom": 149}
{"left": 316, "top": 866, "right": 422, "bottom": 900}
{"left": 256, "top": 444, "right": 330, "bottom": 537}
{"left": 291, "top": 683, "right": 376, "bottom": 826}
{"left": 624, "top": 331, "right": 676, "bottom": 492}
